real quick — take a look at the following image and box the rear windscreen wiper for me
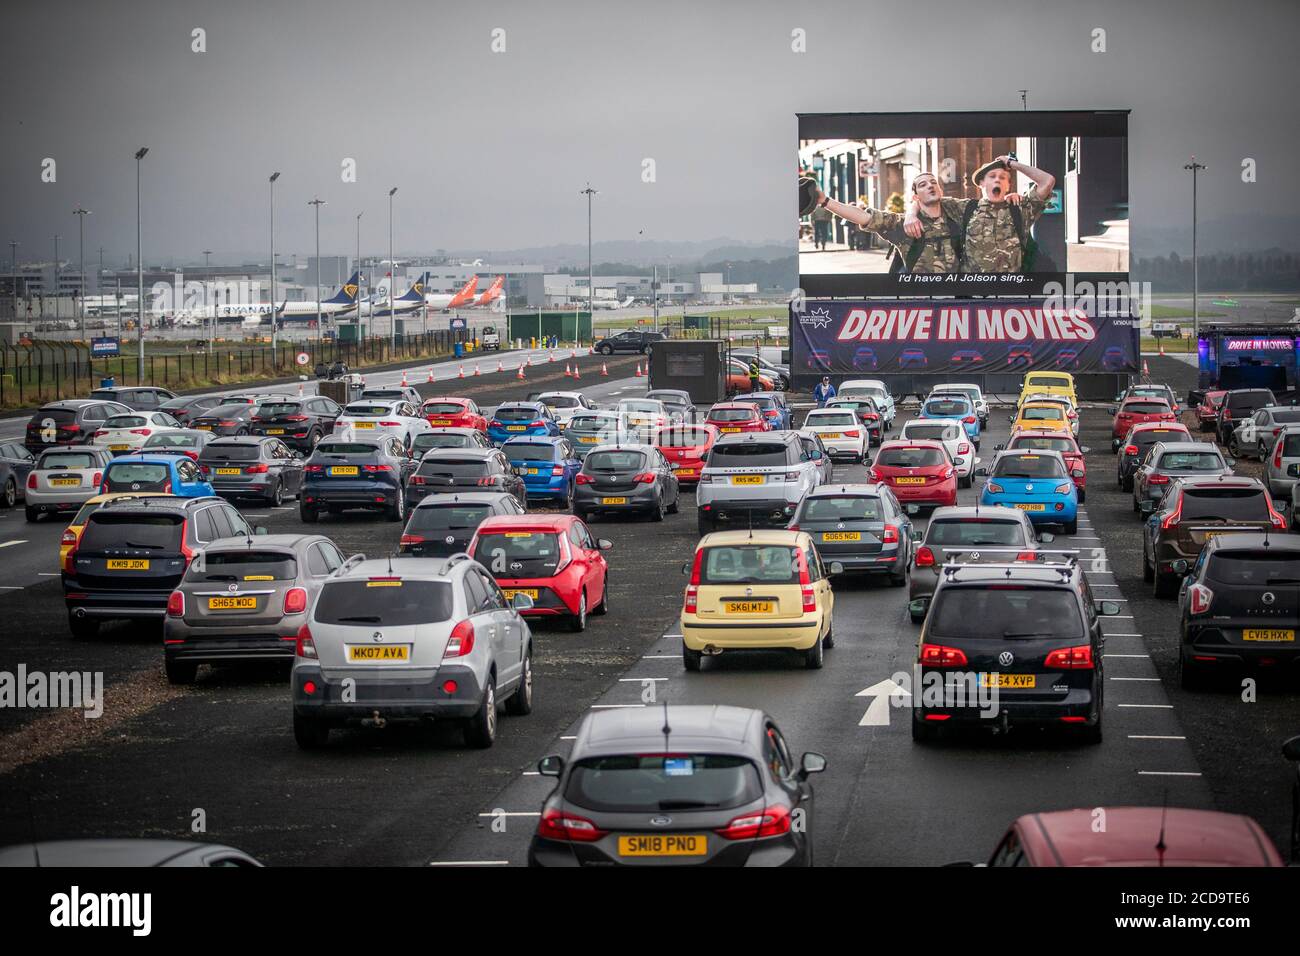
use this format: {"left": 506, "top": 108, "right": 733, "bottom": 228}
{"left": 336, "top": 615, "right": 382, "bottom": 623}
{"left": 124, "top": 541, "right": 164, "bottom": 549}
{"left": 658, "top": 800, "right": 720, "bottom": 810}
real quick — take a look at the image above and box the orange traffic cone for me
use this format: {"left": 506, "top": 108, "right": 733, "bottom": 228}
{"left": 572, "top": 364, "right": 581, "bottom": 381}
{"left": 427, "top": 367, "right": 435, "bottom": 383}
{"left": 401, "top": 370, "right": 408, "bottom": 387}
{"left": 458, "top": 365, "right": 465, "bottom": 379}
{"left": 516, "top": 365, "right": 526, "bottom": 380}
{"left": 297, "top": 381, "right": 304, "bottom": 396}
{"left": 635, "top": 363, "right": 643, "bottom": 378}
{"left": 570, "top": 349, "right": 577, "bottom": 359}
{"left": 548, "top": 352, "right": 556, "bottom": 363}
{"left": 497, "top": 359, "right": 504, "bottom": 373}
{"left": 564, "top": 363, "right": 572, "bottom": 378}
{"left": 473, "top": 363, "right": 481, "bottom": 376}
{"left": 600, "top": 363, "right": 609, "bottom": 376}
{"left": 1142, "top": 359, "right": 1150, "bottom": 377}
{"left": 1159, "top": 341, "right": 1165, "bottom": 356}
{"left": 526, "top": 356, "right": 533, "bottom": 367}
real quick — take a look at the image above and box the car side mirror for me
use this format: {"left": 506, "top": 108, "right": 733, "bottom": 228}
{"left": 907, "top": 598, "right": 928, "bottom": 619}
{"left": 537, "top": 754, "right": 564, "bottom": 776}
{"left": 828, "top": 561, "right": 844, "bottom": 576}
{"left": 254, "top": 526, "right": 269, "bottom": 536}
{"left": 1139, "top": 500, "right": 1156, "bottom": 515}
{"left": 905, "top": 504, "right": 920, "bottom": 516}
{"left": 1226, "top": 458, "right": 1236, "bottom": 468}
{"left": 1038, "top": 532, "right": 1055, "bottom": 543}
{"left": 511, "top": 592, "right": 535, "bottom": 611}
{"left": 1080, "top": 446, "right": 1091, "bottom": 454}
{"left": 1283, "top": 736, "right": 1300, "bottom": 762}
{"left": 994, "top": 443, "right": 1005, "bottom": 451}
{"left": 1095, "top": 600, "right": 1122, "bottom": 616}
{"left": 911, "top": 530, "right": 922, "bottom": 543}
{"left": 597, "top": 539, "right": 613, "bottom": 551}
{"left": 798, "top": 752, "right": 827, "bottom": 780}
{"left": 1107, "top": 407, "right": 1117, "bottom": 415}
{"left": 974, "top": 467, "right": 988, "bottom": 477}
{"left": 1171, "top": 559, "right": 1190, "bottom": 576}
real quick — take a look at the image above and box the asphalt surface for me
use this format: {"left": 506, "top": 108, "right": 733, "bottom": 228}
{"left": 0, "top": 354, "right": 1295, "bottom": 866}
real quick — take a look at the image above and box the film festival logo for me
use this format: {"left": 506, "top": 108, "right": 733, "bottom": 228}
{"left": 799, "top": 307, "right": 832, "bottom": 330}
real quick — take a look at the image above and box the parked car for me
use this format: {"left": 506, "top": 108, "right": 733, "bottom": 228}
{"left": 801, "top": 408, "right": 867, "bottom": 462}
{"left": 158, "top": 395, "right": 227, "bottom": 426}
{"left": 1229, "top": 405, "right": 1300, "bottom": 460}
{"left": 1116, "top": 422, "right": 1193, "bottom": 491}
{"left": 535, "top": 391, "right": 598, "bottom": 429}
{"left": 565, "top": 411, "right": 634, "bottom": 459}
{"left": 696, "top": 432, "right": 821, "bottom": 534}
{"left": 503, "top": 436, "right": 582, "bottom": 507}
{"left": 704, "top": 402, "right": 769, "bottom": 436}
{"left": 725, "top": 359, "right": 776, "bottom": 394}
{"left": 130, "top": 429, "right": 217, "bottom": 461}
{"left": 937, "top": 383, "right": 990, "bottom": 427}
{"left": 0, "top": 442, "right": 36, "bottom": 509}
{"left": 300, "top": 436, "right": 419, "bottom": 522}
{"left": 1215, "top": 388, "right": 1277, "bottom": 446}
{"left": 593, "top": 329, "right": 666, "bottom": 354}
{"left": 616, "top": 398, "right": 671, "bottom": 439}
{"left": 900, "top": 418, "right": 975, "bottom": 487}
{"left": 333, "top": 399, "right": 430, "bottom": 450}
{"left": 730, "top": 352, "right": 791, "bottom": 390}
{"left": 1131, "top": 442, "right": 1233, "bottom": 514}
{"left": 644, "top": 389, "right": 697, "bottom": 425}
{"left": 198, "top": 436, "right": 304, "bottom": 506}
{"left": 1002, "top": 430, "right": 1088, "bottom": 502}
{"left": 25, "top": 446, "right": 112, "bottom": 521}
{"left": 420, "top": 396, "right": 488, "bottom": 432}
{"left": 921, "top": 394, "right": 980, "bottom": 445}
{"left": 399, "top": 492, "right": 525, "bottom": 558}
{"left": 100, "top": 455, "right": 215, "bottom": 498}
{"left": 976, "top": 449, "right": 1079, "bottom": 536}
{"left": 1195, "top": 389, "right": 1228, "bottom": 432}
{"left": 795, "top": 430, "right": 834, "bottom": 485}
{"left": 87, "top": 385, "right": 177, "bottom": 411}
{"left": 731, "top": 391, "right": 793, "bottom": 430}
{"left": 824, "top": 397, "right": 884, "bottom": 445}
{"left": 488, "top": 402, "right": 561, "bottom": 444}
{"left": 407, "top": 447, "right": 527, "bottom": 510}
{"left": 24, "top": 399, "right": 132, "bottom": 454}
{"left": 573, "top": 444, "right": 680, "bottom": 522}
{"left": 90, "top": 411, "right": 187, "bottom": 454}
{"left": 359, "top": 385, "right": 422, "bottom": 407}
{"left": 652, "top": 423, "right": 719, "bottom": 487}
{"left": 250, "top": 396, "right": 343, "bottom": 451}
{"left": 788, "top": 483, "right": 913, "bottom": 584}
{"left": 868, "top": 440, "right": 958, "bottom": 511}
{"left": 412, "top": 428, "right": 494, "bottom": 457}
{"left": 189, "top": 403, "right": 262, "bottom": 438}
{"left": 1264, "top": 424, "right": 1300, "bottom": 501}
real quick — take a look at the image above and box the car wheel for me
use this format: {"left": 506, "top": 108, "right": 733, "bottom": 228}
{"left": 569, "top": 591, "right": 588, "bottom": 632}
{"left": 888, "top": 563, "right": 908, "bottom": 587}
{"left": 310, "top": 429, "right": 322, "bottom": 448}
{"left": 558, "top": 481, "right": 573, "bottom": 510}
{"left": 1078, "top": 488, "right": 1086, "bottom": 504}
{"left": 804, "top": 632, "right": 824, "bottom": 669}
{"left": 271, "top": 480, "right": 284, "bottom": 507}
{"left": 1179, "top": 652, "right": 1208, "bottom": 691}
{"left": 1, "top": 478, "right": 14, "bottom": 509}
{"left": 300, "top": 503, "right": 319, "bottom": 523}
{"left": 1142, "top": 548, "right": 1155, "bottom": 582}
{"left": 1063, "top": 518, "right": 1078, "bottom": 535}
{"left": 600, "top": 344, "right": 613, "bottom": 356}
{"left": 958, "top": 474, "right": 971, "bottom": 489}
{"left": 387, "top": 487, "right": 405, "bottom": 522}
{"left": 697, "top": 512, "right": 713, "bottom": 537}
{"left": 1153, "top": 569, "right": 1178, "bottom": 598}
{"left": 293, "top": 713, "right": 330, "bottom": 750}
{"left": 593, "top": 574, "right": 610, "bottom": 615}
{"left": 1228, "top": 437, "right": 1240, "bottom": 458}
{"left": 463, "top": 679, "right": 497, "bottom": 748}
{"left": 504, "top": 651, "right": 533, "bottom": 716}
{"left": 650, "top": 496, "right": 665, "bottom": 522}
{"left": 682, "top": 641, "right": 703, "bottom": 672}
{"left": 1121, "top": 474, "right": 1133, "bottom": 492}
{"left": 911, "top": 710, "right": 936, "bottom": 742}
{"left": 667, "top": 492, "right": 680, "bottom": 515}
{"left": 164, "top": 657, "right": 198, "bottom": 685}
{"left": 822, "top": 619, "right": 835, "bottom": 649}
{"left": 24, "top": 506, "right": 40, "bottom": 522}
{"left": 68, "top": 613, "right": 98, "bottom": 640}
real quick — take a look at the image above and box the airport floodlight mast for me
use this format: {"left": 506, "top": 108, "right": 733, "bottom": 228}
{"left": 1184, "top": 158, "right": 1206, "bottom": 342}
{"left": 581, "top": 184, "right": 597, "bottom": 323}
{"left": 270, "top": 172, "right": 280, "bottom": 363}
{"left": 202, "top": 249, "right": 213, "bottom": 354}
{"left": 74, "top": 206, "right": 90, "bottom": 340}
{"left": 8, "top": 241, "right": 16, "bottom": 322}
{"left": 135, "top": 146, "right": 148, "bottom": 382}
{"left": 309, "top": 197, "right": 326, "bottom": 348}
{"left": 356, "top": 211, "right": 363, "bottom": 334}
{"left": 389, "top": 186, "right": 398, "bottom": 350}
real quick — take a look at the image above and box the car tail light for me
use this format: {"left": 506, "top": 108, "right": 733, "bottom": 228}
{"left": 914, "top": 546, "right": 935, "bottom": 567}
{"left": 684, "top": 549, "right": 703, "bottom": 613}
{"left": 91, "top": 431, "right": 106, "bottom": 440}
{"left": 91, "top": 471, "right": 101, "bottom": 486}
{"left": 1149, "top": 474, "right": 1169, "bottom": 485}
{"left": 843, "top": 429, "right": 860, "bottom": 439}
{"left": 1054, "top": 482, "right": 1073, "bottom": 494}
{"left": 957, "top": 442, "right": 970, "bottom": 455}
{"left": 633, "top": 472, "right": 656, "bottom": 484}
{"left": 1188, "top": 583, "right": 1214, "bottom": 615}
{"left": 166, "top": 591, "right": 185, "bottom": 617}
{"left": 716, "top": 804, "right": 792, "bottom": 840}
{"left": 1160, "top": 495, "right": 1183, "bottom": 530}
{"left": 551, "top": 465, "right": 565, "bottom": 476}
{"left": 178, "top": 520, "right": 194, "bottom": 561}
{"left": 1161, "top": 413, "right": 1175, "bottom": 421}
{"left": 295, "top": 623, "right": 317, "bottom": 659}
{"left": 575, "top": 473, "right": 594, "bottom": 485}
{"left": 363, "top": 464, "right": 392, "bottom": 473}
{"left": 444, "top": 619, "right": 475, "bottom": 657}
{"left": 283, "top": 587, "right": 307, "bottom": 615}
{"left": 27, "top": 473, "right": 36, "bottom": 490}
{"left": 476, "top": 476, "right": 501, "bottom": 486}
{"left": 863, "top": 412, "right": 879, "bottom": 421}
{"left": 304, "top": 464, "right": 324, "bottom": 473}
{"left": 219, "top": 421, "right": 240, "bottom": 427}
{"left": 61, "top": 530, "right": 77, "bottom": 547}
{"left": 333, "top": 421, "right": 343, "bottom": 429}
{"left": 285, "top": 415, "right": 309, "bottom": 422}
{"left": 379, "top": 421, "right": 402, "bottom": 427}
{"left": 1275, "top": 441, "right": 1286, "bottom": 468}
{"left": 963, "top": 415, "right": 976, "bottom": 425}
{"left": 130, "top": 428, "right": 151, "bottom": 436}
{"left": 942, "top": 467, "right": 955, "bottom": 480}
{"left": 798, "top": 550, "right": 817, "bottom": 612}
{"left": 1044, "top": 644, "right": 1094, "bottom": 669}
{"left": 919, "top": 643, "right": 968, "bottom": 666}
{"left": 881, "top": 525, "right": 899, "bottom": 544}
{"left": 1015, "top": 551, "right": 1037, "bottom": 561}
{"left": 490, "top": 420, "right": 502, "bottom": 428}
{"left": 408, "top": 474, "right": 426, "bottom": 485}
{"left": 529, "top": 420, "right": 545, "bottom": 428}
{"left": 251, "top": 416, "right": 264, "bottom": 423}
{"left": 1067, "top": 410, "right": 1078, "bottom": 419}
{"left": 1267, "top": 499, "right": 1288, "bottom": 531}
{"left": 536, "top": 808, "right": 606, "bottom": 842}
{"left": 399, "top": 534, "right": 424, "bottom": 547}
{"left": 245, "top": 463, "right": 269, "bottom": 474}
{"left": 1124, "top": 444, "right": 1138, "bottom": 456}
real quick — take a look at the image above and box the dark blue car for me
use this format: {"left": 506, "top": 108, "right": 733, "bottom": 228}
{"left": 488, "top": 402, "right": 561, "bottom": 445}
{"left": 299, "top": 436, "right": 418, "bottom": 522}
{"left": 503, "top": 436, "right": 582, "bottom": 507}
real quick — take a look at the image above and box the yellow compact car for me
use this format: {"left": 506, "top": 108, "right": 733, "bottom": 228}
{"left": 1012, "top": 401, "right": 1073, "bottom": 436}
{"left": 680, "top": 529, "right": 837, "bottom": 670}
{"left": 1018, "top": 371, "right": 1077, "bottom": 406}
{"left": 60, "top": 492, "right": 172, "bottom": 572}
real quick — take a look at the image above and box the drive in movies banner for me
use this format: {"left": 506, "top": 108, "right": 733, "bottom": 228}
{"left": 791, "top": 300, "right": 1138, "bottom": 375}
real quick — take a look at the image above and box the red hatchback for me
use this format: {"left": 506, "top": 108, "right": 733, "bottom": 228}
{"left": 469, "top": 514, "right": 612, "bottom": 631}
{"left": 869, "top": 440, "right": 958, "bottom": 508}
{"left": 652, "top": 423, "right": 720, "bottom": 487}
{"left": 421, "top": 397, "right": 488, "bottom": 432}
{"left": 705, "top": 403, "right": 769, "bottom": 435}
{"left": 1005, "top": 429, "right": 1088, "bottom": 502}
{"left": 1111, "top": 397, "right": 1176, "bottom": 446}
{"left": 1196, "top": 389, "right": 1227, "bottom": 432}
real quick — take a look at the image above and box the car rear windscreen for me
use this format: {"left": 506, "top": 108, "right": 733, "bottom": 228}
{"left": 471, "top": 532, "right": 561, "bottom": 575}
{"left": 105, "top": 415, "right": 147, "bottom": 429}
{"left": 422, "top": 402, "right": 467, "bottom": 416}
{"left": 1181, "top": 488, "right": 1269, "bottom": 521}
{"left": 362, "top": 391, "right": 405, "bottom": 400}
{"left": 187, "top": 550, "right": 298, "bottom": 582}
{"left": 540, "top": 395, "right": 581, "bottom": 409}
{"left": 203, "top": 444, "right": 263, "bottom": 462}
{"left": 39, "top": 452, "right": 97, "bottom": 469}
{"left": 314, "top": 579, "right": 454, "bottom": 626}
{"left": 802, "top": 496, "right": 882, "bottom": 522}
{"left": 930, "top": 587, "right": 1083, "bottom": 641}
{"left": 1226, "top": 391, "right": 1275, "bottom": 410}
{"left": 506, "top": 443, "right": 556, "bottom": 461}
{"left": 32, "top": 408, "right": 78, "bottom": 425}
{"left": 419, "top": 457, "right": 490, "bottom": 476}
{"left": 408, "top": 504, "right": 492, "bottom": 532}
{"left": 1271, "top": 409, "right": 1300, "bottom": 424}
{"left": 925, "top": 400, "right": 969, "bottom": 417}
{"left": 927, "top": 519, "right": 1025, "bottom": 546}
{"left": 145, "top": 434, "right": 200, "bottom": 448}
{"left": 569, "top": 416, "right": 616, "bottom": 432}
{"left": 1207, "top": 552, "right": 1300, "bottom": 586}
{"left": 1122, "top": 402, "right": 1170, "bottom": 415}
{"left": 709, "top": 407, "right": 758, "bottom": 422}
{"left": 1157, "top": 452, "right": 1223, "bottom": 471}
{"left": 1029, "top": 375, "right": 1072, "bottom": 389}
{"left": 1132, "top": 429, "right": 1185, "bottom": 449}
{"left": 416, "top": 434, "right": 472, "bottom": 450}
{"left": 81, "top": 512, "right": 183, "bottom": 551}
{"left": 656, "top": 427, "right": 710, "bottom": 448}
{"left": 104, "top": 464, "right": 170, "bottom": 490}
{"left": 585, "top": 450, "right": 648, "bottom": 471}
{"left": 316, "top": 443, "right": 379, "bottom": 456}
{"left": 993, "top": 455, "right": 1067, "bottom": 478}
{"left": 206, "top": 405, "right": 250, "bottom": 419}
{"left": 343, "top": 404, "right": 393, "bottom": 417}
{"left": 808, "top": 413, "right": 858, "bottom": 428}
{"left": 1021, "top": 406, "right": 1065, "bottom": 420}
{"left": 563, "top": 754, "right": 763, "bottom": 813}
{"left": 620, "top": 402, "right": 660, "bottom": 415}
{"left": 905, "top": 424, "right": 957, "bottom": 442}
{"left": 1010, "top": 436, "right": 1074, "bottom": 453}
{"left": 876, "top": 446, "right": 945, "bottom": 468}
{"left": 699, "top": 544, "right": 799, "bottom": 584}
{"left": 257, "top": 403, "right": 302, "bottom": 417}
{"left": 1283, "top": 434, "right": 1300, "bottom": 457}
{"left": 708, "top": 442, "right": 789, "bottom": 468}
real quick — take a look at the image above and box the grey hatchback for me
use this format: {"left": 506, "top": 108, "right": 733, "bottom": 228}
{"left": 162, "top": 534, "right": 357, "bottom": 684}
{"left": 291, "top": 554, "right": 535, "bottom": 749}
{"left": 528, "top": 705, "right": 826, "bottom": 867}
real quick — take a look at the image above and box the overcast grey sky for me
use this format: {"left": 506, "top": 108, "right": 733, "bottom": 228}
{"left": 2, "top": 0, "right": 1297, "bottom": 265}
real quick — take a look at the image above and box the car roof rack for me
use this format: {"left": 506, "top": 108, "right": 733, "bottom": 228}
{"left": 941, "top": 552, "right": 1080, "bottom": 582}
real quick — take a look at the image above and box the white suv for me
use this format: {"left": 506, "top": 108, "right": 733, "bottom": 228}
{"left": 900, "top": 418, "right": 976, "bottom": 487}
{"left": 839, "top": 379, "right": 896, "bottom": 428}
{"left": 935, "top": 383, "right": 989, "bottom": 427}
{"left": 802, "top": 408, "right": 867, "bottom": 462}
{"left": 696, "top": 431, "right": 822, "bottom": 535}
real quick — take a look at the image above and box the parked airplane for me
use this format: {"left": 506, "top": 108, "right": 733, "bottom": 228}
{"left": 470, "top": 275, "right": 505, "bottom": 307}
{"left": 188, "top": 271, "right": 363, "bottom": 322}
{"left": 423, "top": 276, "right": 479, "bottom": 310}
{"left": 591, "top": 296, "right": 636, "bottom": 310}
{"left": 370, "top": 272, "right": 429, "bottom": 318}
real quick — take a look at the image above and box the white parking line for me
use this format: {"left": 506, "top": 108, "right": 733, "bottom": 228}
{"left": 591, "top": 704, "right": 644, "bottom": 709}
{"left": 1109, "top": 677, "right": 1160, "bottom": 682}
{"left": 642, "top": 655, "right": 678, "bottom": 660}
{"left": 1138, "top": 771, "right": 1202, "bottom": 777}
{"left": 560, "top": 736, "right": 576, "bottom": 741}
{"left": 476, "top": 811, "right": 539, "bottom": 818}
{"left": 0, "top": 586, "right": 23, "bottom": 591}
{"left": 429, "top": 861, "right": 511, "bottom": 866}
{"left": 38, "top": 572, "right": 60, "bottom": 576}
{"left": 1104, "top": 653, "right": 1149, "bottom": 658}
{"left": 618, "top": 677, "right": 668, "bottom": 682}
{"left": 1102, "top": 633, "right": 1143, "bottom": 637}
{"left": 0, "top": 540, "right": 28, "bottom": 549}
{"left": 1129, "top": 735, "right": 1186, "bottom": 740}
{"left": 1119, "top": 703, "right": 1174, "bottom": 709}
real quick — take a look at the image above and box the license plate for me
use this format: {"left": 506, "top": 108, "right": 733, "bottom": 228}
{"left": 676, "top": 468, "right": 696, "bottom": 476}
{"left": 330, "top": 466, "right": 359, "bottom": 476}
{"left": 579, "top": 436, "right": 600, "bottom": 443}
{"left": 215, "top": 467, "right": 241, "bottom": 476}
{"left": 525, "top": 468, "right": 540, "bottom": 475}
{"left": 894, "top": 477, "right": 926, "bottom": 485}
{"left": 430, "top": 420, "right": 453, "bottom": 426}
{"left": 820, "top": 432, "right": 842, "bottom": 439}
{"left": 346, "top": 645, "right": 411, "bottom": 661}
{"left": 980, "top": 673, "right": 1037, "bottom": 689}
{"left": 720, "top": 427, "right": 741, "bottom": 433}
{"left": 107, "top": 558, "right": 149, "bottom": 571}
{"left": 1015, "top": 503, "right": 1047, "bottom": 512}
{"left": 109, "top": 444, "right": 130, "bottom": 451}
{"left": 194, "top": 425, "right": 212, "bottom": 431}
{"left": 1242, "top": 629, "right": 1295, "bottom": 642}
{"left": 731, "top": 475, "right": 763, "bottom": 485}
{"left": 724, "top": 600, "right": 774, "bottom": 614}
{"left": 618, "top": 835, "right": 707, "bottom": 857}
{"left": 822, "top": 531, "right": 861, "bottom": 542}
{"left": 601, "top": 496, "right": 627, "bottom": 505}
{"left": 501, "top": 588, "right": 540, "bottom": 600}
{"left": 50, "top": 478, "right": 80, "bottom": 487}
{"left": 353, "top": 422, "right": 375, "bottom": 429}
{"left": 265, "top": 428, "right": 285, "bottom": 435}
{"left": 506, "top": 425, "right": 526, "bottom": 431}
{"left": 207, "top": 596, "right": 257, "bottom": 610}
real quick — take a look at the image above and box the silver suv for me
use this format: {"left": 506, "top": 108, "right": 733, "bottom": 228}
{"left": 696, "top": 431, "right": 822, "bottom": 535}
{"left": 1264, "top": 424, "right": 1300, "bottom": 501}
{"left": 291, "top": 554, "right": 535, "bottom": 749}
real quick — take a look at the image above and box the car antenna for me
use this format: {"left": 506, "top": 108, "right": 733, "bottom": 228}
{"left": 1155, "top": 789, "right": 1169, "bottom": 866}
{"left": 661, "top": 701, "right": 671, "bottom": 750}
{"left": 387, "top": 552, "right": 394, "bottom": 574}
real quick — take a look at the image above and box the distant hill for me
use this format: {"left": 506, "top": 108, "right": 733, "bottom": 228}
{"left": 453, "top": 238, "right": 793, "bottom": 269}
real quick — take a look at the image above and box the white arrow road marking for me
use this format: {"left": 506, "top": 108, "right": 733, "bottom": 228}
{"left": 0, "top": 540, "right": 29, "bottom": 549}
{"left": 855, "top": 678, "right": 911, "bottom": 727}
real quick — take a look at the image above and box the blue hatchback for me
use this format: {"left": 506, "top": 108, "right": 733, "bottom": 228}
{"left": 977, "top": 450, "right": 1078, "bottom": 535}
{"left": 99, "top": 454, "right": 215, "bottom": 498}
{"left": 921, "top": 395, "right": 980, "bottom": 444}
{"left": 488, "top": 402, "right": 561, "bottom": 445}
{"left": 503, "top": 435, "right": 582, "bottom": 504}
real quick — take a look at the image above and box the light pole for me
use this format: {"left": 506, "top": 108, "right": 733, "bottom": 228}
{"left": 135, "top": 147, "right": 148, "bottom": 382}
{"left": 53, "top": 235, "right": 61, "bottom": 323}
{"left": 202, "top": 248, "right": 213, "bottom": 354}
{"left": 74, "top": 207, "right": 89, "bottom": 339}
{"left": 309, "top": 197, "right": 326, "bottom": 349}
{"left": 388, "top": 187, "right": 397, "bottom": 350}
{"left": 355, "top": 211, "right": 363, "bottom": 334}
{"left": 269, "top": 172, "right": 280, "bottom": 363}
{"left": 1183, "top": 158, "right": 1206, "bottom": 343}
{"left": 581, "top": 184, "right": 597, "bottom": 328}
{"left": 9, "top": 241, "right": 17, "bottom": 324}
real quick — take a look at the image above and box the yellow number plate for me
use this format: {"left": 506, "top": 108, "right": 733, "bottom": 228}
{"left": 430, "top": 419, "right": 453, "bottom": 426}
{"left": 724, "top": 600, "right": 774, "bottom": 614}
{"left": 194, "top": 424, "right": 212, "bottom": 430}
{"left": 109, "top": 444, "right": 130, "bottom": 451}
{"left": 506, "top": 425, "right": 526, "bottom": 431}
{"left": 265, "top": 428, "right": 285, "bottom": 435}
{"left": 353, "top": 422, "right": 375, "bottom": 429}
{"left": 579, "top": 436, "right": 600, "bottom": 443}
{"left": 731, "top": 475, "right": 763, "bottom": 485}
{"left": 1242, "top": 629, "right": 1295, "bottom": 642}
{"left": 330, "top": 466, "right": 359, "bottom": 476}
{"left": 676, "top": 468, "right": 696, "bottom": 476}
{"left": 346, "top": 645, "right": 411, "bottom": 661}
{"left": 719, "top": 427, "right": 741, "bottom": 433}
{"left": 215, "top": 468, "right": 241, "bottom": 476}
{"left": 894, "top": 477, "right": 926, "bottom": 485}
{"left": 820, "top": 432, "right": 842, "bottom": 439}
{"left": 618, "top": 835, "right": 707, "bottom": 857}
{"left": 601, "top": 496, "right": 627, "bottom": 505}
{"left": 1015, "top": 503, "right": 1047, "bottom": 511}
{"left": 525, "top": 468, "right": 540, "bottom": 475}
{"left": 822, "top": 532, "right": 861, "bottom": 542}
{"left": 980, "top": 673, "right": 1037, "bottom": 688}
{"left": 502, "top": 588, "right": 540, "bottom": 600}
{"left": 50, "top": 478, "right": 80, "bottom": 486}
{"left": 107, "top": 558, "right": 150, "bottom": 571}
{"left": 208, "top": 596, "right": 257, "bottom": 610}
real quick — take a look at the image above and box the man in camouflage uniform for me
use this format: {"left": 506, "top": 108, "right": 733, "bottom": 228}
{"left": 904, "top": 155, "right": 1055, "bottom": 273}
{"left": 810, "top": 173, "right": 961, "bottom": 274}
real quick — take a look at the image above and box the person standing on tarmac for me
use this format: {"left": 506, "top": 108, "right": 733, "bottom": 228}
{"left": 748, "top": 359, "right": 762, "bottom": 393}
{"left": 813, "top": 376, "right": 837, "bottom": 407}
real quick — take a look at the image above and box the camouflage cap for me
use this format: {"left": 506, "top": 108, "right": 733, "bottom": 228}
{"left": 970, "top": 158, "right": 1010, "bottom": 187}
